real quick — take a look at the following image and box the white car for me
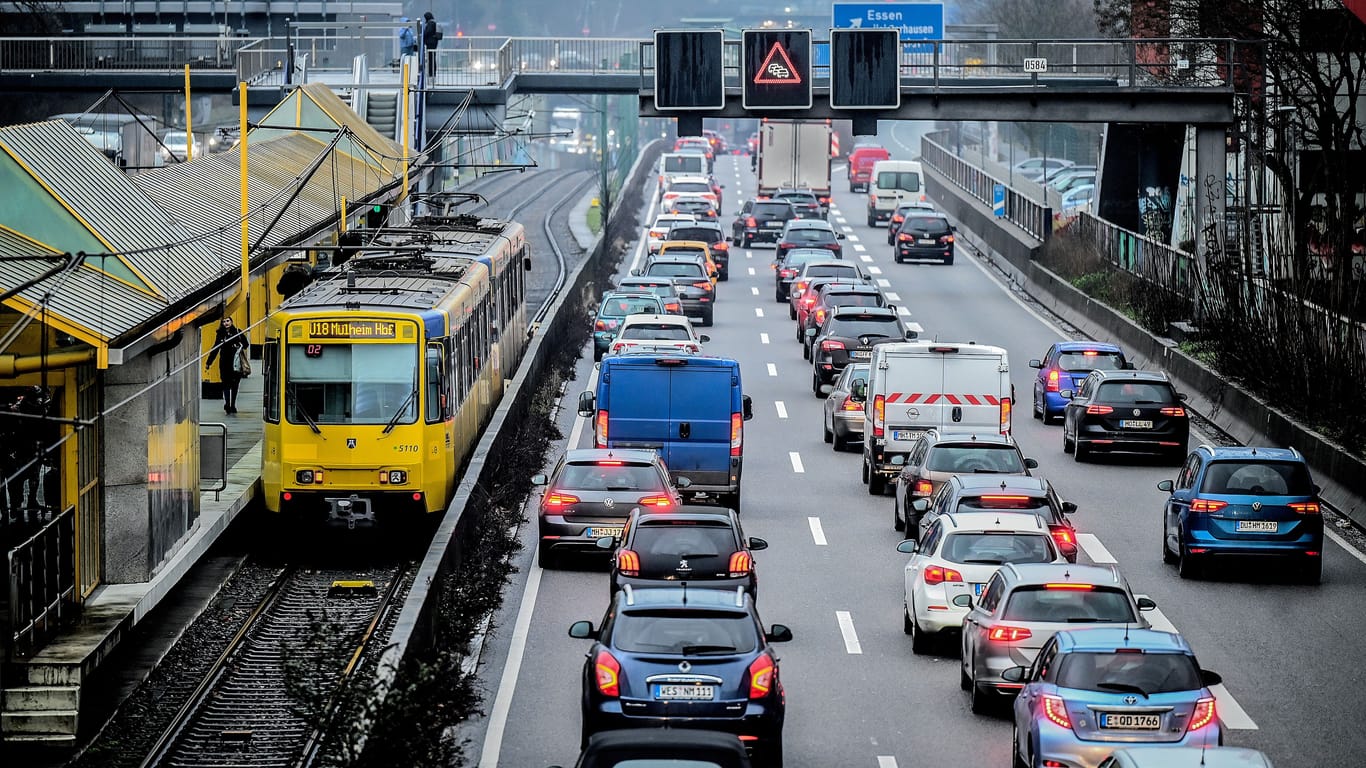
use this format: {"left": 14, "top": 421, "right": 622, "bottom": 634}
{"left": 647, "top": 213, "right": 696, "bottom": 254}
{"left": 160, "top": 130, "right": 203, "bottom": 162}
{"left": 896, "top": 512, "right": 1065, "bottom": 654}
{"left": 607, "top": 314, "right": 709, "bottom": 357}
{"left": 1060, "top": 183, "right": 1095, "bottom": 212}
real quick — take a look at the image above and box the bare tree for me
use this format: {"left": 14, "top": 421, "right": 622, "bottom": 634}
{"left": 959, "top": 0, "right": 1100, "bottom": 39}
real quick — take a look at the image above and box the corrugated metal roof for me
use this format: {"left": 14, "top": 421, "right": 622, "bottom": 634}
{"left": 296, "top": 83, "right": 401, "bottom": 173}
{"left": 285, "top": 272, "right": 473, "bottom": 312}
{"left": 0, "top": 120, "right": 217, "bottom": 301}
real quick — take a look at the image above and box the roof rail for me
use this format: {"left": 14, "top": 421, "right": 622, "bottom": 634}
{"left": 622, "top": 583, "right": 635, "bottom": 606}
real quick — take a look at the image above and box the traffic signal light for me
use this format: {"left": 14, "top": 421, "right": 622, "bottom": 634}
{"left": 366, "top": 202, "right": 390, "bottom": 229}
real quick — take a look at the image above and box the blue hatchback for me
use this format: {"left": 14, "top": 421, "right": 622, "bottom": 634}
{"left": 1028, "top": 342, "right": 1128, "bottom": 423}
{"left": 1004, "top": 628, "right": 1224, "bottom": 768}
{"left": 1158, "top": 446, "right": 1323, "bottom": 583}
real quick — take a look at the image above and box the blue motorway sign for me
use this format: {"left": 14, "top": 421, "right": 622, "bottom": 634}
{"left": 832, "top": 2, "right": 943, "bottom": 53}
{"left": 993, "top": 184, "right": 1006, "bottom": 217}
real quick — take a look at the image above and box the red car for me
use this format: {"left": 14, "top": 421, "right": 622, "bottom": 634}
{"left": 847, "top": 145, "right": 890, "bottom": 193}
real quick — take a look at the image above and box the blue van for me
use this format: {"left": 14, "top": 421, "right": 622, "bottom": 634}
{"left": 578, "top": 354, "right": 753, "bottom": 510}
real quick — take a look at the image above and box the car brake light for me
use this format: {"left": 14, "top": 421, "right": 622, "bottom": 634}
{"left": 821, "top": 340, "right": 846, "bottom": 352}
{"left": 913, "top": 479, "right": 933, "bottom": 496}
{"left": 941, "top": 235, "right": 955, "bottom": 243}
{"left": 818, "top": 196, "right": 830, "bottom": 204}
{"left": 923, "top": 565, "right": 964, "bottom": 584}
{"left": 636, "top": 495, "right": 672, "bottom": 508}
{"left": 1046, "top": 370, "right": 1060, "bottom": 392}
{"left": 693, "top": 281, "right": 712, "bottom": 290}
{"left": 988, "top": 626, "right": 1033, "bottom": 642}
{"left": 824, "top": 242, "right": 841, "bottom": 250}
{"left": 981, "top": 494, "right": 1032, "bottom": 503}
{"left": 1044, "top": 583, "right": 1094, "bottom": 590}
{"left": 543, "top": 493, "right": 580, "bottom": 508}
{"left": 874, "top": 394, "right": 885, "bottom": 437}
{"left": 841, "top": 395, "right": 862, "bottom": 412}
{"left": 892, "top": 215, "right": 904, "bottom": 224}
{"left": 728, "top": 551, "right": 752, "bottom": 576}
{"left": 595, "top": 650, "right": 621, "bottom": 697}
{"left": 649, "top": 230, "right": 663, "bottom": 239}
{"left": 731, "top": 412, "right": 743, "bottom": 456}
{"left": 802, "top": 296, "right": 818, "bottom": 307}
{"left": 746, "top": 216, "right": 757, "bottom": 227}
{"left": 898, "top": 232, "right": 912, "bottom": 241}
{"left": 1188, "top": 697, "right": 1217, "bottom": 731}
{"left": 747, "top": 655, "right": 775, "bottom": 699}
{"left": 780, "top": 268, "right": 798, "bottom": 278}
{"left": 815, "top": 309, "right": 827, "bottom": 324}
{"left": 1086, "top": 404, "right": 1113, "bottom": 415}
{"left": 1051, "top": 526, "right": 1076, "bottom": 549}
{"left": 1190, "top": 499, "right": 1228, "bottom": 513}
{"left": 596, "top": 460, "right": 624, "bottom": 466}
{"left": 1160, "top": 407, "right": 1186, "bottom": 416}
{"left": 595, "top": 410, "right": 608, "bottom": 448}
{"left": 1000, "top": 397, "right": 1012, "bottom": 434}
{"left": 868, "top": 193, "right": 876, "bottom": 204}
{"left": 1042, "top": 695, "right": 1072, "bottom": 729}
{"left": 616, "top": 549, "right": 640, "bottom": 576}
{"left": 1289, "top": 501, "right": 1321, "bottom": 514}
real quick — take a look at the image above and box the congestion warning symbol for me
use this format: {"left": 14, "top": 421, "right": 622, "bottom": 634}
{"left": 754, "top": 42, "right": 802, "bottom": 85}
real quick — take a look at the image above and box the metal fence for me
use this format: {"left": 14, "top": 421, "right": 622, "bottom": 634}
{"left": 7, "top": 505, "right": 77, "bottom": 657}
{"left": 0, "top": 35, "right": 249, "bottom": 72}
{"left": 921, "top": 131, "right": 1052, "bottom": 242}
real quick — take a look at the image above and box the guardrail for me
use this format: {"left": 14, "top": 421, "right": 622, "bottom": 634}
{"left": 7, "top": 505, "right": 77, "bottom": 657}
{"left": 0, "top": 35, "right": 249, "bottom": 71}
{"left": 921, "top": 132, "right": 1052, "bottom": 242}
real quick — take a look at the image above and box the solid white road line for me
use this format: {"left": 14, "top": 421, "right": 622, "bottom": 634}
{"left": 868, "top": 266, "right": 883, "bottom": 275}
{"left": 1076, "top": 533, "right": 1117, "bottom": 564}
{"left": 877, "top": 278, "right": 891, "bottom": 287}
{"left": 877, "top": 758, "right": 898, "bottom": 768}
{"left": 853, "top": 244, "right": 867, "bottom": 252}
{"left": 789, "top": 451, "right": 805, "bottom": 473}
{"left": 760, "top": 333, "right": 770, "bottom": 344}
{"left": 775, "top": 401, "right": 788, "bottom": 419}
{"left": 836, "top": 610, "right": 863, "bottom": 654}
{"left": 767, "top": 363, "right": 778, "bottom": 377}
{"left": 748, "top": 267, "right": 756, "bottom": 276}
{"left": 755, "top": 307, "right": 764, "bottom": 317}
{"left": 808, "top": 516, "right": 828, "bottom": 545}
{"left": 860, "top": 254, "right": 874, "bottom": 263}
{"left": 1325, "top": 527, "right": 1366, "bottom": 566}
{"left": 885, "top": 292, "right": 901, "bottom": 301}
{"left": 1140, "top": 604, "right": 1258, "bottom": 729}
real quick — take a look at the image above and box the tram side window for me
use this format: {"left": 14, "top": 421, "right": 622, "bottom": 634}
{"left": 425, "top": 342, "right": 448, "bottom": 422}
{"left": 263, "top": 341, "right": 280, "bottom": 422}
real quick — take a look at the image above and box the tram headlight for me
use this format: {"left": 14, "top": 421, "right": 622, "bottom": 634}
{"left": 380, "top": 470, "right": 407, "bottom": 485}
{"left": 296, "top": 469, "right": 314, "bottom": 484}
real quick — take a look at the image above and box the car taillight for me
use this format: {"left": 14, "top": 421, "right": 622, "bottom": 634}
{"left": 1160, "top": 407, "right": 1186, "bottom": 416}
{"left": 913, "top": 479, "right": 933, "bottom": 496}
{"left": 747, "top": 655, "right": 775, "bottom": 699}
{"left": 1042, "top": 695, "right": 1072, "bottom": 729}
{"left": 636, "top": 495, "right": 673, "bottom": 508}
{"left": 841, "top": 395, "right": 862, "bottom": 412}
{"left": 746, "top": 216, "right": 757, "bottom": 227}
{"left": 868, "top": 193, "right": 877, "bottom": 205}
{"left": 815, "top": 309, "right": 827, "bottom": 324}
{"left": 712, "top": 241, "right": 729, "bottom": 251}
{"left": 649, "top": 230, "right": 663, "bottom": 239}
{"left": 922, "top": 565, "right": 964, "bottom": 585}
{"left": 702, "top": 192, "right": 716, "bottom": 200}
{"left": 731, "top": 412, "right": 743, "bottom": 456}
{"left": 543, "top": 492, "right": 580, "bottom": 508}
{"left": 1188, "top": 697, "right": 1217, "bottom": 731}
{"left": 666, "top": 302, "right": 682, "bottom": 313}
{"left": 818, "top": 196, "right": 830, "bottom": 205}
{"left": 802, "top": 296, "right": 818, "bottom": 307}
{"left": 616, "top": 549, "right": 640, "bottom": 576}
{"left": 898, "top": 232, "right": 913, "bottom": 241}
{"left": 988, "top": 626, "right": 1033, "bottom": 642}
{"left": 693, "top": 281, "right": 712, "bottom": 290}
{"left": 874, "top": 394, "right": 885, "bottom": 437}
{"left": 1289, "top": 501, "right": 1321, "bottom": 514}
{"left": 892, "top": 215, "right": 904, "bottom": 224}
{"left": 728, "top": 551, "right": 752, "bottom": 576}
{"left": 940, "top": 234, "right": 955, "bottom": 243}
{"left": 1190, "top": 499, "right": 1228, "bottom": 513}
{"left": 821, "top": 340, "right": 846, "bottom": 352}
{"left": 824, "top": 242, "right": 841, "bottom": 250}
{"left": 594, "top": 650, "right": 621, "bottom": 697}
{"left": 1051, "top": 526, "right": 1076, "bottom": 550}
{"left": 1046, "top": 370, "right": 1060, "bottom": 392}
{"left": 1000, "top": 397, "right": 1012, "bottom": 434}
{"left": 779, "top": 268, "right": 798, "bottom": 278}
{"left": 1086, "top": 404, "right": 1113, "bottom": 415}
{"left": 595, "top": 410, "right": 608, "bottom": 448}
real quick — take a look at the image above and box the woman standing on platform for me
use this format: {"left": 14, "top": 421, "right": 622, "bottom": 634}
{"left": 206, "top": 316, "right": 248, "bottom": 415}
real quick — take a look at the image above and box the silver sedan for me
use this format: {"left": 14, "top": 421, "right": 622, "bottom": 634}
{"left": 821, "top": 363, "right": 869, "bottom": 451}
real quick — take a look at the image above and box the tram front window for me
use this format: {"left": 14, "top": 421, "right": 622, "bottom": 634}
{"left": 286, "top": 343, "right": 418, "bottom": 425}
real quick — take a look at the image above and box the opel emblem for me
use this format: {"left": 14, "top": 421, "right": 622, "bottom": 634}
{"left": 1252, "top": 501, "right": 1262, "bottom": 511}
{"left": 346, "top": 438, "right": 357, "bottom": 449}
{"left": 1123, "top": 695, "right": 1138, "bottom": 705}
{"left": 1132, "top": 408, "right": 1141, "bottom": 416}
{"left": 906, "top": 407, "right": 920, "bottom": 419}
{"left": 678, "top": 660, "right": 691, "bottom": 673}
{"left": 603, "top": 497, "right": 615, "bottom": 509}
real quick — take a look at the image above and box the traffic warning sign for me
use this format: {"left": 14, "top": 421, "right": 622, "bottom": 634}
{"left": 743, "top": 29, "right": 812, "bottom": 109}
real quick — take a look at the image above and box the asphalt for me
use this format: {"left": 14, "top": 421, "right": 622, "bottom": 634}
{"left": 466, "top": 143, "right": 1366, "bottom": 767}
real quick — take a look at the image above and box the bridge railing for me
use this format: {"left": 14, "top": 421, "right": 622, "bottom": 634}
{"left": 0, "top": 35, "right": 250, "bottom": 72}
{"left": 921, "top": 132, "right": 1052, "bottom": 242}
{"left": 7, "top": 505, "right": 77, "bottom": 657}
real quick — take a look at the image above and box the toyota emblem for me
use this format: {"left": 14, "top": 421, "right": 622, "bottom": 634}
{"left": 678, "top": 660, "right": 692, "bottom": 673}
{"left": 1252, "top": 501, "right": 1262, "bottom": 511}
{"left": 603, "top": 497, "right": 615, "bottom": 509}
{"left": 1123, "top": 695, "right": 1138, "bottom": 705}
{"left": 1132, "top": 408, "right": 1141, "bottom": 416}
{"left": 905, "top": 407, "right": 920, "bottom": 419}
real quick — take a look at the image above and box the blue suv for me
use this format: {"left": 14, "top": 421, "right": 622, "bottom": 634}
{"left": 1158, "top": 446, "right": 1323, "bottom": 583}
{"left": 1028, "top": 341, "right": 1129, "bottom": 423}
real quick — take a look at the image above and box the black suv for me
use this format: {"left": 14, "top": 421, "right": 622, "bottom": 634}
{"left": 799, "top": 283, "right": 888, "bottom": 356}
{"left": 807, "top": 306, "right": 909, "bottom": 395}
{"left": 909, "top": 474, "right": 1079, "bottom": 562}
{"left": 1062, "top": 369, "right": 1190, "bottom": 463}
{"left": 893, "top": 212, "right": 956, "bottom": 264}
{"left": 670, "top": 222, "right": 732, "bottom": 280}
{"left": 772, "top": 188, "right": 823, "bottom": 219}
{"left": 733, "top": 199, "right": 797, "bottom": 247}
{"left": 598, "top": 506, "right": 768, "bottom": 599}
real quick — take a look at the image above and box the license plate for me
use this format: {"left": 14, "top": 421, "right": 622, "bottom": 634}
{"left": 588, "top": 527, "right": 623, "bottom": 538}
{"left": 1236, "top": 520, "right": 1279, "bottom": 533}
{"left": 891, "top": 430, "right": 918, "bottom": 440}
{"left": 1100, "top": 713, "right": 1162, "bottom": 730}
{"left": 919, "top": 238, "right": 937, "bottom": 245}
{"left": 851, "top": 350, "right": 871, "bottom": 359}
{"left": 767, "top": 220, "right": 784, "bottom": 226}
{"left": 973, "top": 583, "right": 985, "bottom": 596}
{"left": 1121, "top": 419, "right": 1153, "bottom": 429}
{"left": 653, "top": 684, "right": 715, "bottom": 701}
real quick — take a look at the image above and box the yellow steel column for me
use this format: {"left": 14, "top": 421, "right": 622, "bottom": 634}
{"left": 184, "top": 64, "right": 194, "bottom": 162}
{"left": 239, "top": 83, "right": 250, "bottom": 320}
{"left": 402, "top": 62, "right": 411, "bottom": 203}
{"left": 340, "top": 196, "right": 348, "bottom": 231}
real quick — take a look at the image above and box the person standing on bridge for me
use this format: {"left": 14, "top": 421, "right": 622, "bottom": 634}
{"left": 206, "top": 316, "right": 248, "bottom": 415}
{"left": 398, "top": 17, "right": 418, "bottom": 59}
{"left": 422, "top": 11, "right": 441, "bottom": 77}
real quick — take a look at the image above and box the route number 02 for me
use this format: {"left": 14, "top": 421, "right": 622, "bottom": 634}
{"left": 1022, "top": 58, "right": 1048, "bottom": 73}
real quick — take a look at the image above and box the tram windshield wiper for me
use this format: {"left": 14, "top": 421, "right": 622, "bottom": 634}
{"left": 286, "top": 385, "right": 322, "bottom": 435}
{"left": 381, "top": 387, "right": 419, "bottom": 435}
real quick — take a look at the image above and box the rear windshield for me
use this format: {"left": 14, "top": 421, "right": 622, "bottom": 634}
{"left": 1200, "top": 460, "right": 1314, "bottom": 496}
{"left": 782, "top": 253, "right": 827, "bottom": 269}
{"left": 904, "top": 216, "right": 949, "bottom": 232}
{"left": 753, "top": 202, "right": 794, "bottom": 218}
{"left": 1057, "top": 351, "right": 1125, "bottom": 372}
{"left": 827, "top": 292, "right": 883, "bottom": 308}
{"left": 1001, "top": 586, "right": 1136, "bottom": 623}
{"left": 646, "top": 263, "right": 705, "bottom": 278}
{"left": 664, "top": 247, "right": 708, "bottom": 259}
{"left": 877, "top": 171, "right": 921, "bottom": 192}
{"left": 1055, "top": 652, "right": 1202, "bottom": 694}
{"left": 663, "top": 156, "right": 701, "bottom": 172}
{"left": 612, "top": 611, "right": 757, "bottom": 654}
{"left": 941, "top": 532, "right": 1056, "bottom": 565}
{"left": 633, "top": 520, "right": 736, "bottom": 569}
{"left": 670, "top": 227, "right": 723, "bottom": 242}
{"left": 621, "top": 282, "right": 677, "bottom": 296}
{"left": 775, "top": 192, "right": 817, "bottom": 203}
{"left": 1095, "top": 381, "right": 1177, "bottom": 405}
{"left": 926, "top": 444, "right": 1026, "bottom": 474}
{"left": 672, "top": 201, "right": 715, "bottom": 214}
{"left": 558, "top": 462, "right": 667, "bottom": 492}
{"left": 652, "top": 217, "right": 689, "bottom": 229}
{"left": 825, "top": 317, "right": 901, "bottom": 339}
{"left": 806, "top": 264, "right": 859, "bottom": 278}
{"left": 785, "top": 229, "right": 837, "bottom": 244}
{"left": 621, "top": 324, "right": 692, "bottom": 341}
{"left": 670, "top": 182, "right": 712, "bottom": 194}
{"left": 957, "top": 494, "right": 1049, "bottom": 515}
{"left": 600, "top": 297, "right": 661, "bottom": 317}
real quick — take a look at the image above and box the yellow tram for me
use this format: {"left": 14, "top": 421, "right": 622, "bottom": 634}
{"left": 261, "top": 216, "right": 529, "bottom": 524}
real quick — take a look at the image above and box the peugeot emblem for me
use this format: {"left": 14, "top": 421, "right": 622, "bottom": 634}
{"left": 1123, "top": 695, "right": 1138, "bottom": 705}
{"left": 346, "top": 438, "right": 357, "bottom": 449}
{"left": 906, "top": 407, "right": 920, "bottom": 419}
{"left": 1252, "top": 501, "right": 1262, "bottom": 511}
{"left": 678, "top": 660, "right": 692, "bottom": 673}
{"left": 678, "top": 558, "right": 691, "bottom": 571}
{"left": 1132, "top": 408, "right": 1141, "bottom": 416}
{"left": 603, "top": 497, "right": 615, "bottom": 509}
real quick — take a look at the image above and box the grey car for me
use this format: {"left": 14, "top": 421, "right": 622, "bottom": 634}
{"left": 821, "top": 362, "right": 870, "bottom": 451}
{"left": 957, "top": 562, "right": 1157, "bottom": 714}
{"left": 891, "top": 431, "right": 1037, "bottom": 532}
{"left": 533, "top": 448, "right": 684, "bottom": 568}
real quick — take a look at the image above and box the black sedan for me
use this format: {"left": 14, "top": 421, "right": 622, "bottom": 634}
{"left": 807, "top": 306, "right": 911, "bottom": 395}
{"left": 776, "top": 220, "right": 844, "bottom": 260}
{"left": 732, "top": 199, "right": 797, "bottom": 247}
{"left": 772, "top": 249, "right": 834, "bottom": 303}
{"left": 598, "top": 506, "right": 767, "bottom": 599}
{"left": 772, "top": 188, "right": 823, "bottom": 219}
{"left": 893, "top": 212, "right": 956, "bottom": 264}
{"left": 1062, "top": 369, "right": 1190, "bottom": 463}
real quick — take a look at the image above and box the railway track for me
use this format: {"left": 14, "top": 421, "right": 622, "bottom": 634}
{"left": 139, "top": 565, "right": 410, "bottom": 768}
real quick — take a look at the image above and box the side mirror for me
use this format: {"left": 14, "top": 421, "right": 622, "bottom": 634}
{"left": 675, "top": 476, "right": 692, "bottom": 488}
{"left": 951, "top": 225, "right": 959, "bottom": 233}
{"left": 896, "top": 539, "right": 918, "bottom": 554}
{"left": 1059, "top": 389, "right": 1074, "bottom": 399}
{"left": 594, "top": 536, "right": 616, "bottom": 550}
{"left": 1136, "top": 597, "right": 1158, "bottom": 611}
{"left": 1024, "top": 458, "right": 1039, "bottom": 469}
{"left": 577, "top": 391, "right": 596, "bottom": 417}
{"left": 1062, "top": 501, "right": 1078, "bottom": 514}
{"left": 1157, "top": 479, "right": 1174, "bottom": 492}
{"left": 1001, "top": 666, "right": 1028, "bottom": 683}
{"left": 890, "top": 455, "right": 906, "bottom": 466}
{"left": 836, "top": 232, "right": 846, "bottom": 239}
{"left": 819, "top": 384, "right": 833, "bottom": 395}
{"left": 766, "top": 624, "right": 794, "bottom": 643}
{"left": 1177, "top": 392, "right": 1189, "bottom": 401}
{"left": 748, "top": 536, "right": 769, "bottom": 551}
{"left": 698, "top": 334, "right": 711, "bottom": 343}
{"left": 719, "top": 183, "right": 726, "bottom": 188}
{"left": 805, "top": 327, "right": 817, "bottom": 339}
{"left": 911, "top": 499, "right": 929, "bottom": 512}
{"left": 1314, "top": 483, "right": 1322, "bottom": 495}
{"left": 1200, "top": 669, "right": 1223, "bottom": 688}
{"left": 904, "top": 329, "right": 917, "bottom": 340}
{"left": 568, "top": 621, "right": 597, "bottom": 639}
{"left": 742, "top": 394, "right": 754, "bottom": 421}
{"left": 531, "top": 474, "right": 548, "bottom": 486}
{"left": 1123, "top": 361, "right": 1136, "bottom": 370}
{"left": 1028, "top": 359, "right": 1043, "bottom": 369}
{"left": 630, "top": 268, "right": 641, "bottom": 276}
{"left": 523, "top": 256, "right": 533, "bottom": 272}
{"left": 952, "top": 594, "right": 973, "bottom": 608}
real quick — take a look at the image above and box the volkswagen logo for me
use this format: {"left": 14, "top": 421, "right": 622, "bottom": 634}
{"left": 906, "top": 407, "right": 920, "bottom": 419}
{"left": 603, "top": 497, "right": 615, "bottom": 509}
{"left": 1132, "top": 408, "right": 1141, "bottom": 416}
{"left": 678, "top": 660, "right": 692, "bottom": 673}
{"left": 1252, "top": 501, "right": 1262, "bottom": 511}
{"left": 1123, "top": 695, "right": 1138, "bottom": 705}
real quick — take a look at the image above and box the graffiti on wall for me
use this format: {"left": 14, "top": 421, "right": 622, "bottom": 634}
{"left": 1138, "top": 186, "right": 1173, "bottom": 242}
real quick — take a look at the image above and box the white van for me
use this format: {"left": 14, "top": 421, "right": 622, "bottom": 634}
{"left": 860, "top": 341, "right": 1013, "bottom": 494}
{"left": 866, "top": 159, "right": 926, "bottom": 226}
{"left": 658, "top": 153, "right": 707, "bottom": 190}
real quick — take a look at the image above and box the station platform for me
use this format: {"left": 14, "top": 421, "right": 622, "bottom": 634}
{"left": 2, "top": 376, "right": 264, "bottom": 746}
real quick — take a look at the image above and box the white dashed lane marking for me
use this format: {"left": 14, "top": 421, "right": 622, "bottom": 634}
{"left": 1140, "top": 604, "right": 1259, "bottom": 730}
{"left": 847, "top": 234, "right": 860, "bottom": 242}
{"left": 853, "top": 244, "right": 866, "bottom": 252}
{"left": 860, "top": 255, "right": 874, "bottom": 263}
{"left": 767, "top": 363, "right": 778, "bottom": 377}
{"left": 877, "top": 278, "right": 891, "bottom": 287}
{"left": 885, "top": 292, "right": 901, "bottom": 301}
{"left": 877, "top": 759, "right": 898, "bottom": 768}
{"left": 841, "top": 225, "right": 854, "bottom": 233}
{"left": 836, "top": 611, "right": 863, "bottom": 654}
{"left": 748, "top": 267, "right": 756, "bottom": 276}
{"left": 760, "top": 333, "right": 770, "bottom": 344}
{"left": 896, "top": 306, "right": 911, "bottom": 316}
{"left": 755, "top": 307, "right": 764, "bottom": 317}
{"left": 808, "top": 516, "right": 828, "bottom": 546}
{"left": 775, "top": 401, "right": 788, "bottom": 419}
{"left": 868, "top": 266, "right": 883, "bottom": 275}
{"left": 789, "top": 451, "right": 805, "bottom": 473}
